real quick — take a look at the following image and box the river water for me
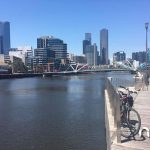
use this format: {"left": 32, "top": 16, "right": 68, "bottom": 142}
{"left": 0, "top": 72, "right": 133, "bottom": 150}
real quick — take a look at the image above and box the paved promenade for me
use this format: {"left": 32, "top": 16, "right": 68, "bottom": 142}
{"left": 111, "top": 84, "right": 150, "bottom": 150}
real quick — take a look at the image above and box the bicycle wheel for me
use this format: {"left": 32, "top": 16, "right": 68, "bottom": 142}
{"left": 120, "top": 108, "right": 141, "bottom": 138}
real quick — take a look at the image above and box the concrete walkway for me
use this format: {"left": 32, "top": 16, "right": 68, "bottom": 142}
{"left": 111, "top": 84, "right": 150, "bottom": 150}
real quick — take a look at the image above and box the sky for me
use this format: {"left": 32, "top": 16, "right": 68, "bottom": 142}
{"left": 0, "top": 0, "right": 150, "bottom": 59}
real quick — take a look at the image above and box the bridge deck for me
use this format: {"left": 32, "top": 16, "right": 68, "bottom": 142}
{"left": 111, "top": 84, "right": 150, "bottom": 150}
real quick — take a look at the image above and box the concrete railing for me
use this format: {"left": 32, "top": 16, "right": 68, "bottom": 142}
{"left": 105, "top": 78, "right": 121, "bottom": 150}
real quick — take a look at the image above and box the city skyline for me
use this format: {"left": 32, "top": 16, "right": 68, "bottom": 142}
{"left": 0, "top": 0, "right": 150, "bottom": 59}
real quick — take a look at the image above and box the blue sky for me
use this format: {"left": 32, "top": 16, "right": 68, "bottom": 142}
{"left": 0, "top": 0, "right": 150, "bottom": 58}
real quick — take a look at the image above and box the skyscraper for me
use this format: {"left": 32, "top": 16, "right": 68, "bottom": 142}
{"left": 83, "top": 40, "right": 91, "bottom": 54}
{"left": 86, "top": 43, "right": 98, "bottom": 66}
{"left": 0, "top": 21, "right": 10, "bottom": 54}
{"left": 0, "top": 36, "right": 3, "bottom": 54}
{"left": 83, "top": 33, "right": 91, "bottom": 54}
{"left": 100, "top": 29, "right": 108, "bottom": 64}
{"left": 85, "top": 33, "right": 91, "bottom": 43}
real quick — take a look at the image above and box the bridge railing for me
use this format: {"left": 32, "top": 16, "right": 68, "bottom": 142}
{"left": 105, "top": 78, "right": 121, "bottom": 150}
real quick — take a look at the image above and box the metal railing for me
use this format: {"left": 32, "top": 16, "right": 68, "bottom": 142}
{"left": 111, "top": 77, "right": 134, "bottom": 89}
{"left": 111, "top": 76, "right": 143, "bottom": 91}
{"left": 134, "top": 77, "right": 143, "bottom": 90}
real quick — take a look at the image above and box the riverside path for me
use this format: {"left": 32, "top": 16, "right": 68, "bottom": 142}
{"left": 111, "top": 84, "right": 150, "bottom": 150}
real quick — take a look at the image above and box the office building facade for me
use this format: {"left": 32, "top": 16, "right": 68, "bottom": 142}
{"left": 33, "top": 48, "right": 55, "bottom": 66}
{"left": 0, "top": 21, "right": 10, "bottom": 54}
{"left": 113, "top": 51, "right": 126, "bottom": 62}
{"left": 85, "top": 33, "right": 91, "bottom": 43}
{"left": 37, "top": 36, "right": 67, "bottom": 60}
{"left": 100, "top": 29, "right": 109, "bottom": 64}
{"left": 86, "top": 43, "right": 98, "bottom": 66}
{"left": 73, "top": 55, "right": 87, "bottom": 64}
{"left": 82, "top": 33, "right": 92, "bottom": 54}
{"left": 83, "top": 40, "right": 91, "bottom": 54}
{"left": 132, "top": 51, "right": 146, "bottom": 64}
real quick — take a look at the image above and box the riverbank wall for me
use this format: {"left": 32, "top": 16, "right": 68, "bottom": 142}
{"left": 0, "top": 70, "right": 130, "bottom": 79}
{"left": 0, "top": 73, "right": 43, "bottom": 79}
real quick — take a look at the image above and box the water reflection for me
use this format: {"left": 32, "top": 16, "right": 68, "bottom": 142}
{"left": 0, "top": 73, "right": 107, "bottom": 150}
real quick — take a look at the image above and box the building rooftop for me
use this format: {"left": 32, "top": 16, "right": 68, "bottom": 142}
{"left": 38, "top": 36, "right": 55, "bottom": 39}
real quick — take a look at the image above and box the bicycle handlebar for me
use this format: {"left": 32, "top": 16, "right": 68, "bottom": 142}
{"left": 119, "top": 85, "right": 126, "bottom": 89}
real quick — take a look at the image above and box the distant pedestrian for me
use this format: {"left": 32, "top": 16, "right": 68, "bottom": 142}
{"left": 142, "top": 71, "right": 149, "bottom": 90}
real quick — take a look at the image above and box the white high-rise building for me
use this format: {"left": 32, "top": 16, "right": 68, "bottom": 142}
{"left": 9, "top": 46, "right": 33, "bottom": 68}
{"left": 100, "top": 29, "right": 109, "bottom": 65}
{"left": 0, "top": 21, "right": 10, "bottom": 54}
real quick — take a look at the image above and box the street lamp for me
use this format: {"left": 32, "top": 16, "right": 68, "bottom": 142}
{"left": 145, "top": 22, "right": 149, "bottom": 68}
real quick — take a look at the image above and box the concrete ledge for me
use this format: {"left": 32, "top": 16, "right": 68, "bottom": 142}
{"left": 0, "top": 73, "right": 43, "bottom": 79}
{"left": 105, "top": 89, "right": 117, "bottom": 150}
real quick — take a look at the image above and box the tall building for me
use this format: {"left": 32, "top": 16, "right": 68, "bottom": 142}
{"left": 0, "top": 21, "right": 10, "bottom": 54}
{"left": 85, "top": 33, "right": 91, "bottom": 43}
{"left": 37, "top": 36, "right": 67, "bottom": 60}
{"left": 0, "top": 36, "right": 3, "bottom": 53}
{"left": 82, "top": 33, "right": 92, "bottom": 54}
{"left": 148, "top": 51, "right": 150, "bottom": 63}
{"left": 100, "top": 29, "right": 108, "bottom": 65}
{"left": 113, "top": 51, "right": 126, "bottom": 62}
{"left": 86, "top": 43, "right": 98, "bottom": 66}
{"left": 83, "top": 40, "right": 91, "bottom": 54}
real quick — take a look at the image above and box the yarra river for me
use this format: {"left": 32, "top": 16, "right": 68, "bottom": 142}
{"left": 0, "top": 72, "right": 134, "bottom": 150}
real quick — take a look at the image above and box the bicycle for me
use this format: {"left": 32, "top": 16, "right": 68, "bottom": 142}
{"left": 118, "top": 86, "right": 141, "bottom": 138}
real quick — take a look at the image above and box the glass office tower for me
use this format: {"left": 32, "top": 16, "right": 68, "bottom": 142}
{"left": 37, "top": 36, "right": 67, "bottom": 59}
{"left": 82, "top": 33, "right": 92, "bottom": 54}
{"left": 0, "top": 21, "right": 10, "bottom": 54}
{"left": 100, "top": 29, "right": 108, "bottom": 65}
